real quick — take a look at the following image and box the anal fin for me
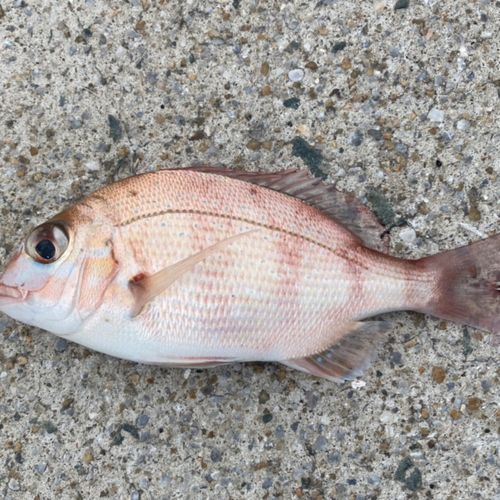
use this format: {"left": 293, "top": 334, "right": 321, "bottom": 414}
{"left": 282, "top": 321, "right": 392, "bottom": 382}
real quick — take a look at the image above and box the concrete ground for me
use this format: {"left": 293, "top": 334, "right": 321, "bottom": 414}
{"left": 1, "top": 0, "right": 500, "bottom": 498}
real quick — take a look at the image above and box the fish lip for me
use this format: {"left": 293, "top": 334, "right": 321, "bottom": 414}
{"left": 0, "top": 282, "right": 27, "bottom": 305}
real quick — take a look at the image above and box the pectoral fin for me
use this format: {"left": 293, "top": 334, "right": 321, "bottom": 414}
{"left": 129, "top": 230, "right": 255, "bottom": 316}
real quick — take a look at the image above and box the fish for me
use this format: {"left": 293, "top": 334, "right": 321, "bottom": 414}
{"left": 0, "top": 167, "right": 499, "bottom": 381}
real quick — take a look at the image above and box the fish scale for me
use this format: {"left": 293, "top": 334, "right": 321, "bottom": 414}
{"left": 1, "top": 168, "right": 500, "bottom": 381}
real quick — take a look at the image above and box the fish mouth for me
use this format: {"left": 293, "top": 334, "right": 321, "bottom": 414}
{"left": 0, "top": 283, "right": 27, "bottom": 308}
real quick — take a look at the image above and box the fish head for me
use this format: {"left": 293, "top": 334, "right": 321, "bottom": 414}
{"left": 0, "top": 206, "right": 118, "bottom": 336}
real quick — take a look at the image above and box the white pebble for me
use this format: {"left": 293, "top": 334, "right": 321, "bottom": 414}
{"left": 399, "top": 228, "right": 416, "bottom": 244}
{"left": 86, "top": 161, "right": 100, "bottom": 171}
{"left": 380, "top": 410, "right": 398, "bottom": 424}
{"left": 427, "top": 108, "right": 444, "bottom": 122}
{"left": 8, "top": 479, "right": 20, "bottom": 491}
{"left": 456, "top": 119, "right": 470, "bottom": 131}
{"left": 288, "top": 69, "right": 304, "bottom": 82}
{"left": 116, "top": 46, "right": 127, "bottom": 59}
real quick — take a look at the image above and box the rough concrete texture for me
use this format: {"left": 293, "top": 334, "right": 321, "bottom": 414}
{"left": 1, "top": 0, "right": 500, "bottom": 499}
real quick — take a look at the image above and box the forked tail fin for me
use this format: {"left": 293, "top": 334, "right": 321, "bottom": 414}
{"left": 417, "top": 234, "right": 500, "bottom": 334}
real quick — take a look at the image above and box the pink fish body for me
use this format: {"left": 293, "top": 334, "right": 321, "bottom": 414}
{"left": 0, "top": 168, "right": 499, "bottom": 381}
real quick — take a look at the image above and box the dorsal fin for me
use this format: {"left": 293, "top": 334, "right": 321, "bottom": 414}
{"left": 181, "top": 167, "right": 390, "bottom": 254}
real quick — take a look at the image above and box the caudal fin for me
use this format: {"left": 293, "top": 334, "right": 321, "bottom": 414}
{"left": 418, "top": 234, "right": 500, "bottom": 334}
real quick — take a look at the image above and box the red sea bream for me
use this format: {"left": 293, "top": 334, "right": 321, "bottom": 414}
{"left": 0, "top": 168, "right": 499, "bottom": 381}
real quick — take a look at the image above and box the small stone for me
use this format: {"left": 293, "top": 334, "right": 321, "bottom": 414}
{"left": 207, "top": 29, "right": 220, "bottom": 38}
{"left": 394, "top": 0, "right": 409, "bottom": 9}
{"left": 467, "top": 397, "right": 481, "bottom": 411}
{"left": 332, "top": 41, "right": 346, "bottom": 53}
{"left": 431, "top": 366, "right": 445, "bottom": 384}
{"left": 135, "top": 20, "right": 145, "bottom": 31}
{"left": 205, "top": 146, "right": 219, "bottom": 155}
{"left": 421, "top": 409, "right": 429, "bottom": 419}
{"left": 42, "top": 421, "right": 57, "bottom": 434}
{"left": 305, "top": 61, "right": 318, "bottom": 71}
{"left": 427, "top": 108, "right": 444, "bottom": 122}
{"left": 457, "top": 119, "right": 470, "bottom": 131}
{"left": 262, "top": 413, "right": 273, "bottom": 423}
{"left": 367, "top": 190, "right": 395, "bottom": 226}
{"left": 82, "top": 452, "right": 93, "bottom": 462}
{"left": 349, "top": 130, "right": 363, "bottom": 146}
{"left": 261, "top": 85, "right": 272, "bottom": 96}
{"left": 8, "top": 478, "right": 20, "bottom": 491}
{"left": 260, "top": 62, "right": 269, "bottom": 76}
{"left": 341, "top": 57, "right": 351, "bottom": 70}
{"left": 61, "top": 397, "right": 74, "bottom": 409}
{"left": 399, "top": 228, "right": 416, "bottom": 244}
{"left": 55, "top": 338, "right": 68, "bottom": 352}
{"left": 481, "top": 380, "right": 491, "bottom": 392}
{"left": 247, "top": 140, "right": 260, "bottom": 151}
{"left": 33, "top": 463, "right": 47, "bottom": 474}
{"left": 314, "top": 435, "right": 328, "bottom": 451}
{"left": 374, "top": 0, "right": 386, "bottom": 14}
{"left": 450, "top": 409, "right": 460, "bottom": 420}
{"left": 283, "top": 97, "right": 300, "bottom": 109}
{"left": 380, "top": 411, "right": 398, "bottom": 424}
{"left": 259, "top": 390, "right": 270, "bottom": 404}
{"left": 288, "top": 69, "right": 304, "bottom": 82}
{"left": 210, "top": 448, "right": 221, "bottom": 462}
{"left": 108, "top": 115, "right": 122, "bottom": 142}
{"left": 262, "top": 477, "right": 273, "bottom": 489}
{"left": 367, "top": 474, "right": 381, "bottom": 486}
{"left": 29, "top": 146, "right": 39, "bottom": 156}
{"left": 86, "top": 161, "right": 100, "bottom": 171}
{"left": 390, "top": 351, "right": 402, "bottom": 365}
{"left": 17, "top": 356, "right": 27, "bottom": 366}
{"left": 137, "top": 414, "right": 149, "bottom": 428}
{"left": 468, "top": 207, "right": 481, "bottom": 222}
{"left": 367, "top": 128, "right": 382, "bottom": 141}
{"left": 154, "top": 114, "right": 166, "bottom": 125}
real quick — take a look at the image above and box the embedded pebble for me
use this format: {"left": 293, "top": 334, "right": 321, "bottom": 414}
{"left": 8, "top": 479, "right": 20, "bottom": 491}
{"left": 33, "top": 463, "right": 47, "bottom": 474}
{"left": 137, "top": 414, "right": 149, "bottom": 428}
{"left": 399, "top": 228, "right": 416, "bottom": 244}
{"left": 314, "top": 435, "right": 328, "bottom": 451}
{"left": 86, "top": 161, "right": 100, "bottom": 171}
{"left": 428, "top": 108, "right": 444, "bottom": 122}
{"left": 288, "top": 69, "right": 304, "bottom": 82}
{"left": 349, "top": 130, "right": 364, "bottom": 146}
{"left": 380, "top": 411, "right": 398, "bottom": 424}
{"left": 55, "top": 338, "right": 68, "bottom": 352}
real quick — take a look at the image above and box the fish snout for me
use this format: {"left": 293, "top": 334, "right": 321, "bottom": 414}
{"left": 0, "top": 282, "right": 27, "bottom": 307}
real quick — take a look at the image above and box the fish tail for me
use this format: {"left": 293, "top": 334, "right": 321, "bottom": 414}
{"left": 417, "top": 234, "right": 500, "bottom": 333}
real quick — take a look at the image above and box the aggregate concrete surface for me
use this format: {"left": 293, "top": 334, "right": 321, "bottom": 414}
{"left": 1, "top": 0, "right": 500, "bottom": 498}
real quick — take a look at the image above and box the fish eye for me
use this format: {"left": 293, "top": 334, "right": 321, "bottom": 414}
{"left": 35, "top": 239, "right": 56, "bottom": 260}
{"left": 26, "top": 223, "right": 69, "bottom": 264}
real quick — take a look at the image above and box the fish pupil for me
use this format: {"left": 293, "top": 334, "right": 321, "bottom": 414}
{"left": 35, "top": 240, "right": 56, "bottom": 260}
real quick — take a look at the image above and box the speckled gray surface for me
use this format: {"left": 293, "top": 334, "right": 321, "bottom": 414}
{"left": 1, "top": 0, "right": 500, "bottom": 499}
